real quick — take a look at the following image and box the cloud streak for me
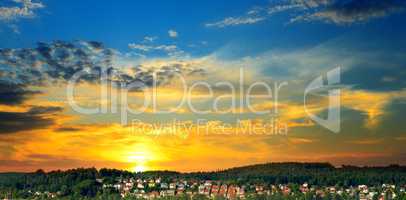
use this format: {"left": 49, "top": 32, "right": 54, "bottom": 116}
{"left": 0, "top": 0, "right": 44, "bottom": 21}
{"left": 0, "top": 81, "right": 41, "bottom": 105}
{"left": 290, "top": 0, "right": 406, "bottom": 25}
{"left": 128, "top": 43, "right": 186, "bottom": 58}
{"left": 206, "top": 0, "right": 406, "bottom": 28}
{"left": 0, "top": 106, "right": 62, "bottom": 134}
{"left": 205, "top": 16, "right": 265, "bottom": 28}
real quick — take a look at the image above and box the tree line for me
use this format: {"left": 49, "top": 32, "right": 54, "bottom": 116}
{"left": 0, "top": 162, "right": 405, "bottom": 199}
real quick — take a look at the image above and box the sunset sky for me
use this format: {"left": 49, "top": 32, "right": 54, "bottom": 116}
{"left": 1, "top": 0, "right": 406, "bottom": 172}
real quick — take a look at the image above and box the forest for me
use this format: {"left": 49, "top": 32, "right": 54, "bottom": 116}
{"left": 0, "top": 162, "right": 405, "bottom": 199}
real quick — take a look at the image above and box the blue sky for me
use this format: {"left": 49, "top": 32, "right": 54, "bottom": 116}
{"left": 1, "top": 1, "right": 257, "bottom": 50}
{"left": 0, "top": 0, "right": 405, "bottom": 68}
{"left": 2, "top": 0, "right": 404, "bottom": 55}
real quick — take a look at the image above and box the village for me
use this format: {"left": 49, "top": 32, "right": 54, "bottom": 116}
{"left": 26, "top": 177, "right": 405, "bottom": 200}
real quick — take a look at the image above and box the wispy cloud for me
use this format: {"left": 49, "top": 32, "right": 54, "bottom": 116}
{"left": 206, "top": 0, "right": 406, "bottom": 28}
{"left": 290, "top": 0, "right": 406, "bottom": 25}
{"left": 128, "top": 44, "right": 152, "bottom": 51}
{"left": 205, "top": 16, "right": 265, "bottom": 28}
{"left": 0, "top": 0, "right": 44, "bottom": 21}
{"left": 204, "top": 1, "right": 294, "bottom": 28}
{"left": 128, "top": 44, "right": 177, "bottom": 52}
{"left": 128, "top": 43, "right": 185, "bottom": 57}
{"left": 143, "top": 36, "right": 158, "bottom": 43}
{"left": 168, "top": 29, "right": 178, "bottom": 38}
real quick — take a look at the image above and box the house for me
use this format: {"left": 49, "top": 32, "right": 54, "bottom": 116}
{"left": 198, "top": 185, "right": 205, "bottom": 194}
{"left": 282, "top": 186, "right": 291, "bottom": 195}
{"left": 137, "top": 182, "right": 144, "bottom": 189}
{"left": 358, "top": 185, "right": 368, "bottom": 191}
{"left": 204, "top": 186, "right": 211, "bottom": 196}
{"left": 329, "top": 187, "right": 336, "bottom": 193}
{"left": 219, "top": 184, "right": 228, "bottom": 196}
{"left": 237, "top": 186, "right": 245, "bottom": 198}
{"left": 255, "top": 185, "right": 264, "bottom": 192}
{"left": 165, "top": 190, "right": 175, "bottom": 196}
{"left": 227, "top": 186, "right": 238, "bottom": 199}
{"left": 177, "top": 183, "right": 185, "bottom": 190}
{"left": 300, "top": 183, "right": 309, "bottom": 193}
{"left": 204, "top": 181, "right": 212, "bottom": 187}
{"left": 125, "top": 182, "right": 134, "bottom": 187}
{"left": 160, "top": 182, "right": 169, "bottom": 189}
{"left": 211, "top": 185, "right": 219, "bottom": 197}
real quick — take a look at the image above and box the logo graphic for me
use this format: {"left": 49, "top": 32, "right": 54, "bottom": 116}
{"left": 304, "top": 67, "right": 341, "bottom": 133}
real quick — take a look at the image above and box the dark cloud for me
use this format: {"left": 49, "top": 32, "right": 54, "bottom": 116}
{"left": 208, "top": 0, "right": 406, "bottom": 28}
{"left": 86, "top": 41, "right": 104, "bottom": 50}
{"left": 292, "top": 0, "right": 406, "bottom": 24}
{"left": 0, "top": 106, "right": 63, "bottom": 134}
{"left": 28, "top": 106, "right": 63, "bottom": 115}
{"left": 54, "top": 127, "right": 83, "bottom": 132}
{"left": 0, "top": 40, "right": 115, "bottom": 86}
{"left": 0, "top": 81, "right": 41, "bottom": 105}
{"left": 0, "top": 40, "right": 206, "bottom": 95}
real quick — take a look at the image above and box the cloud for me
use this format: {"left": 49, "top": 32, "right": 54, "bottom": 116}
{"left": 0, "top": 40, "right": 205, "bottom": 102}
{"left": 205, "top": 16, "right": 265, "bottom": 28}
{"left": 54, "top": 126, "right": 83, "bottom": 132}
{"left": 128, "top": 43, "right": 186, "bottom": 58}
{"left": 0, "top": 105, "right": 62, "bottom": 134}
{"left": 143, "top": 36, "right": 157, "bottom": 43}
{"left": 293, "top": 0, "right": 332, "bottom": 8}
{"left": 28, "top": 106, "right": 63, "bottom": 115}
{"left": 204, "top": 1, "right": 287, "bottom": 28}
{"left": 127, "top": 44, "right": 152, "bottom": 51}
{"left": 0, "top": 81, "right": 41, "bottom": 105}
{"left": 207, "top": 0, "right": 406, "bottom": 28}
{"left": 0, "top": 40, "right": 137, "bottom": 88}
{"left": 168, "top": 29, "right": 178, "bottom": 38}
{"left": 128, "top": 44, "right": 177, "bottom": 52}
{"left": 0, "top": 40, "right": 116, "bottom": 86}
{"left": 288, "top": 137, "right": 318, "bottom": 144}
{"left": 290, "top": 0, "right": 406, "bottom": 25}
{"left": 0, "top": 0, "right": 44, "bottom": 21}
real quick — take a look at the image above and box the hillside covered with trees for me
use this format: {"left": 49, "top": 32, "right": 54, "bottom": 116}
{"left": 0, "top": 162, "right": 405, "bottom": 199}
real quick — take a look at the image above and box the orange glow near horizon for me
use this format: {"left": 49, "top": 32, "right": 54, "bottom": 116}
{"left": 0, "top": 79, "right": 406, "bottom": 172}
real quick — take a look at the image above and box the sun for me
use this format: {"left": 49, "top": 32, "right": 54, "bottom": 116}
{"left": 127, "top": 150, "right": 151, "bottom": 172}
{"left": 122, "top": 144, "right": 164, "bottom": 172}
{"left": 133, "top": 165, "right": 147, "bottom": 172}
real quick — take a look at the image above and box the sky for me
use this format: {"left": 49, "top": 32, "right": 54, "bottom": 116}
{"left": 1, "top": 0, "right": 406, "bottom": 172}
